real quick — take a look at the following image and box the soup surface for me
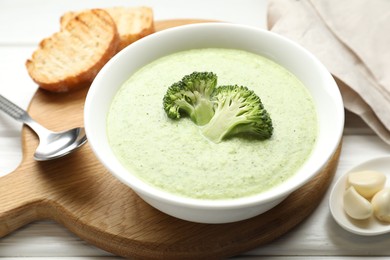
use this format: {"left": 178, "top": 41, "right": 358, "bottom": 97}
{"left": 107, "top": 48, "right": 317, "bottom": 200}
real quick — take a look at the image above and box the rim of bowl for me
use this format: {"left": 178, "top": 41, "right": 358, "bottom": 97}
{"left": 85, "top": 23, "right": 344, "bottom": 210}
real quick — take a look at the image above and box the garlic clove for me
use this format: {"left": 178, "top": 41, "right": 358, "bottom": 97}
{"left": 343, "top": 186, "right": 373, "bottom": 220}
{"left": 347, "top": 170, "right": 386, "bottom": 199}
{"left": 371, "top": 188, "right": 390, "bottom": 222}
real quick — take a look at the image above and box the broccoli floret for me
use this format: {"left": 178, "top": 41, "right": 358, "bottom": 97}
{"left": 163, "top": 72, "right": 217, "bottom": 125}
{"left": 201, "top": 85, "right": 273, "bottom": 143}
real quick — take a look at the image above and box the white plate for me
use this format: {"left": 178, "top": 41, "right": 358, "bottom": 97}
{"left": 329, "top": 155, "right": 390, "bottom": 236}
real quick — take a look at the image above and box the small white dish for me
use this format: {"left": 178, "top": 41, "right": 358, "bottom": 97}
{"left": 329, "top": 155, "right": 390, "bottom": 236}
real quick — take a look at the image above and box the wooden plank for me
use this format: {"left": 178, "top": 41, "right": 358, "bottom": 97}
{"left": 0, "top": 0, "right": 266, "bottom": 45}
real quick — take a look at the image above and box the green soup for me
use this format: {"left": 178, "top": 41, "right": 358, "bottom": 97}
{"left": 107, "top": 48, "right": 318, "bottom": 200}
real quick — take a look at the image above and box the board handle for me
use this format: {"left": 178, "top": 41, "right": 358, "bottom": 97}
{"left": 0, "top": 167, "right": 45, "bottom": 237}
{"left": 0, "top": 127, "right": 51, "bottom": 237}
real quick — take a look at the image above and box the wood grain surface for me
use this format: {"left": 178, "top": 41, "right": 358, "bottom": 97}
{"left": 0, "top": 20, "right": 342, "bottom": 259}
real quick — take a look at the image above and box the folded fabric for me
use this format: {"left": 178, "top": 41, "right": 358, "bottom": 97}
{"left": 267, "top": 0, "right": 390, "bottom": 144}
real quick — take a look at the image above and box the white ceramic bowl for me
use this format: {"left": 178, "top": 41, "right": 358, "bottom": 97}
{"left": 85, "top": 23, "right": 344, "bottom": 224}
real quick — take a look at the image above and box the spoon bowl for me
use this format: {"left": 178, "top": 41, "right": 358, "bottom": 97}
{"left": 33, "top": 127, "right": 87, "bottom": 161}
{"left": 0, "top": 94, "right": 87, "bottom": 161}
{"left": 329, "top": 155, "right": 390, "bottom": 236}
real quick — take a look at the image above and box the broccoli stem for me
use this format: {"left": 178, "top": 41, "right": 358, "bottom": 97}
{"left": 192, "top": 98, "right": 215, "bottom": 126}
{"left": 201, "top": 97, "right": 245, "bottom": 143}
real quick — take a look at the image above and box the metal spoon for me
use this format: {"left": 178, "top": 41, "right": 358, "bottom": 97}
{"left": 0, "top": 94, "right": 87, "bottom": 161}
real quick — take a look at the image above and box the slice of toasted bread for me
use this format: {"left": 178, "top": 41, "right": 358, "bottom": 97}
{"left": 105, "top": 7, "right": 155, "bottom": 51}
{"left": 26, "top": 9, "right": 119, "bottom": 92}
{"left": 61, "top": 6, "right": 155, "bottom": 51}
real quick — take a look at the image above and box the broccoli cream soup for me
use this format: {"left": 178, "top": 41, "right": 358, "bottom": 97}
{"left": 107, "top": 48, "right": 317, "bottom": 200}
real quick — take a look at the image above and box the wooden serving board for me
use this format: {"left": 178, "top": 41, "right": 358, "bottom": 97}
{"left": 0, "top": 20, "right": 342, "bottom": 259}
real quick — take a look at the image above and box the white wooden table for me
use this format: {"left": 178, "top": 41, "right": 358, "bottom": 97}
{"left": 1, "top": 0, "right": 390, "bottom": 259}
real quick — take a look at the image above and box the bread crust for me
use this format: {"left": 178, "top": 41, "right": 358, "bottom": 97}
{"left": 60, "top": 7, "right": 155, "bottom": 51}
{"left": 26, "top": 9, "right": 119, "bottom": 92}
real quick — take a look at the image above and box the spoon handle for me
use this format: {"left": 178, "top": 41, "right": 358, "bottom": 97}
{"left": 0, "top": 94, "right": 51, "bottom": 136}
{"left": 0, "top": 94, "right": 28, "bottom": 122}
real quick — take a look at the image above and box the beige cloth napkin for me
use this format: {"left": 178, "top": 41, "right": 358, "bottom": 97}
{"left": 267, "top": 0, "right": 390, "bottom": 144}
